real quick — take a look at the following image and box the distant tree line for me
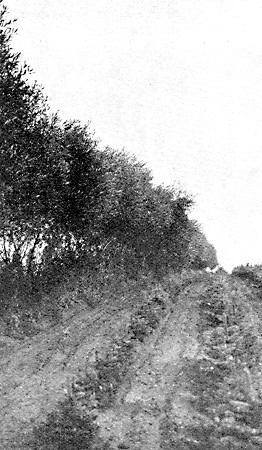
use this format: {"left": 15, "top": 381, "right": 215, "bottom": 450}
{"left": 0, "top": 1, "right": 217, "bottom": 306}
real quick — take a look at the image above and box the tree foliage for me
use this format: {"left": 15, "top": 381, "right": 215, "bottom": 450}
{"left": 0, "top": 2, "right": 104, "bottom": 272}
{"left": 186, "top": 224, "right": 218, "bottom": 270}
{"left": 96, "top": 148, "right": 194, "bottom": 276}
{"left": 0, "top": 1, "right": 217, "bottom": 324}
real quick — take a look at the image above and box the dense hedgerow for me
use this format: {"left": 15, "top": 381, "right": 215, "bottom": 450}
{"left": 0, "top": 0, "right": 217, "bottom": 334}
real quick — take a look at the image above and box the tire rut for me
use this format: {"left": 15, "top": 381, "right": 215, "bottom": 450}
{"left": 97, "top": 284, "right": 202, "bottom": 450}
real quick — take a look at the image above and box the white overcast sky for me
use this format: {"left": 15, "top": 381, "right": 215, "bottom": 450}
{"left": 6, "top": 0, "right": 262, "bottom": 271}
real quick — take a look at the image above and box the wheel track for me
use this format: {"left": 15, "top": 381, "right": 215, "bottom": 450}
{"left": 97, "top": 283, "right": 203, "bottom": 449}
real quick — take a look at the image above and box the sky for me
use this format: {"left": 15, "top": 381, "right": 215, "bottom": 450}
{"left": 6, "top": 0, "right": 262, "bottom": 272}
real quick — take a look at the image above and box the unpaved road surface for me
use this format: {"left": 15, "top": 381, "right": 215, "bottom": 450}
{"left": 0, "top": 280, "right": 205, "bottom": 449}
{"left": 0, "top": 300, "right": 133, "bottom": 447}
{"left": 97, "top": 283, "right": 202, "bottom": 449}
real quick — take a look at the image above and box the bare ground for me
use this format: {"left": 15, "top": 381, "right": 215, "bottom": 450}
{"left": 97, "top": 283, "right": 203, "bottom": 449}
{"left": 0, "top": 281, "right": 206, "bottom": 449}
{"left": 0, "top": 298, "right": 134, "bottom": 447}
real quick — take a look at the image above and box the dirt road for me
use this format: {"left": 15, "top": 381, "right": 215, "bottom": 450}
{"left": 97, "top": 283, "right": 203, "bottom": 449}
{"left": 0, "top": 279, "right": 205, "bottom": 449}
{"left": 0, "top": 300, "right": 133, "bottom": 447}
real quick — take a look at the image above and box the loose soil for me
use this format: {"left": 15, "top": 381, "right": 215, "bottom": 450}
{"left": 97, "top": 283, "right": 203, "bottom": 449}
{"left": 0, "top": 280, "right": 206, "bottom": 449}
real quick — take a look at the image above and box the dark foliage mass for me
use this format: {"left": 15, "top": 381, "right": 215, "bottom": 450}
{"left": 232, "top": 264, "right": 262, "bottom": 292}
{"left": 0, "top": 1, "right": 217, "bottom": 324}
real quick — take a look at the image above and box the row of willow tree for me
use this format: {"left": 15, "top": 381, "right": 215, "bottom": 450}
{"left": 0, "top": 1, "right": 217, "bottom": 302}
